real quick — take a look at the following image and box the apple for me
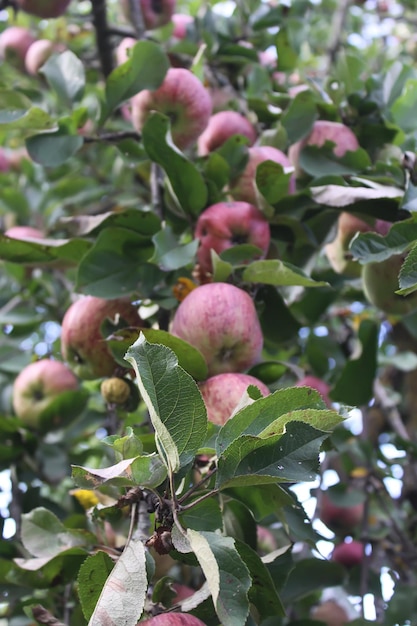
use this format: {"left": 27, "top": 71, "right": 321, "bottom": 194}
{"left": 362, "top": 253, "right": 417, "bottom": 316}
{"left": 16, "top": 0, "right": 72, "bottom": 18}
{"left": 0, "top": 150, "right": 9, "bottom": 173}
{"left": 122, "top": 0, "right": 176, "bottom": 30}
{"left": 25, "top": 39, "right": 60, "bottom": 76}
{"left": 295, "top": 375, "right": 332, "bottom": 408}
{"left": 318, "top": 490, "right": 364, "bottom": 535}
{"left": 194, "top": 201, "right": 271, "bottom": 275}
{"left": 170, "top": 282, "right": 263, "bottom": 376}
{"left": 140, "top": 614, "right": 206, "bottom": 626}
{"left": 0, "top": 27, "right": 36, "bottom": 69}
{"left": 199, "top": 372, "right": 270, "bottom": 424}
{"left": 310, "top": 600, "right": 349, "bottom": 625}
{"left": 288, "top": 120, "right": 360, "bottom": 178}
{"left": 61, "top": 296, "right": 146, "bottom": 380}
{"left": 12, "top": 359, "right": 80, "bottom": 430}
{"left": 256, "top": 525, "right": 277, "bottom": 556}
{"left": 115, "top": 37, "right": 137, "bottom": 65}
{"left": 171, "top": 583, "right": 195, "bottom": 603}
{"left": 197, "top": 111, "right": 257, "bottom": 156}
{"left": 171, "top": 13, "right": 193, "bottom": 39}
{"left": 230, "top": 145, "right": 296, "bottom": 206}
{"left": 5, "top": 226, "right": 44, "bottom": 240}
{"left": 131, "top": 67, "right": 212, "bottom": 150}
{"left": 331, "top": 539, "right": 364, "bottom": 568}
{"left": 325, "top": 212, "right": 391, "bottom": 277}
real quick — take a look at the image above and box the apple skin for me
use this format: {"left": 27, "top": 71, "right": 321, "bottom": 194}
{"left": 140, "top": 614, "right": 206, "bottom": 626}
{"left": 288, "top": 120, "right": 360, "bottom": 178}
{"left": 0, "top": 150, "right": 10, "bottom": 173}
{"left": 171, "top": 13, "right": 193, "bottom": 39}
{"left": 122, "top": 0, "right": 176, "bottom": 30}
{"left": 25, "top": 39, "right": 60, "bottom": 76}
{"left": 362, "top": 254, "right": 417, "bottom": 316}
{"left": 230, "top": 145, "right": 296, "bottom": 206}
{"left": 16, "top": 0, "right": 71, "bottom": 17}
{"left": 0, "top": 27, "right": 36, "bottom": 69}
{"left": 199, "top": 372, "right": 270, "bottom": 425}
{"left": 325, "top": 212, "right": 391, "bottom": 277}
{"left": 256, "top": 524, "right": 277, "bottom": 556}
{"left": 318, "top": 490, "right": 364, "bottom": 535}
{"left": 61, "top": 296, "right": 146, "bottom": 380}
{"left": 170, "top": 282, "right": 263, "bottom": 376}
{"left": 115, "top": 37, "right": 137, "bottom": 65}
{"left": 5, "top": 226, "right": 44, "bottom": 240}
{"left": 295, "top": 375, "right": 332, "bottom": 408}
{"left": 197, "top": 111, "right": 257, "bottom": 156}
{"left": 12, "top": 359, "right": 80, "bottom": 430}
{"left": 331, "top": 540, "right": 364, "bottom": 568}
{"left": 194, "top": 201, "right": 271, "bottom": 275}
{"left": 131, "top": 67, "right": 212, "bottom": 150}
{"left": 310, "top": 600, "right": 350, "bottom": 625}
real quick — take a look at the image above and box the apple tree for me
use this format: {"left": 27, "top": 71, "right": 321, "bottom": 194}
{"left": 1, "top": 0, "right": 417, "bottom": 624}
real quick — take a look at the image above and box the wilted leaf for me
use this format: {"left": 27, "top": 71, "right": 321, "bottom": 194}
{"left": 72, "top": 455, "right": 167, "bottom": 490}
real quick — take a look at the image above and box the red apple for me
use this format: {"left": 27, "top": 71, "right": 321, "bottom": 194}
{"left": 61, "top": 296, "right": 146, "bottom": 380}
{"left": 230, "top": 145, "right": 296, "bottom": 206}
{"left": 197, "top": 111, "right": 257, "bottom": 156}
{"left": 170, "top": 282, "right": 263, "bottom": 376}
{"left": 318, "top": 490, "right": 364, "bottom": 535}
{"left": 131, "top": 67, "right": 212, "bottom": 150}
{"left": 171, "top": 583, "right": 195, "bottom": 603}
{"left": 295, "top": 375, "right": 332, "bottom": 408}
{"left": 310, "top": 600, "right": 350, "bottom": 625}
{"left": 0, "top": 150, "right": 10, "bottom": 173}
{"left": 325, "top": 212, "right": 391, "bottom": 277}
{"left": 122, "top": 0, "right": 176, "bottom": 30}
{"left": 140, "top": 614, "right": 206, "bottom": 626}
{"left": 288, "top": 120, "right": 360, "bottom": 178}
{"left": 0, "top": 27, "right": 36, "bottom": 69}
{"left": 362, "top": 253, "right": 417, "bottom": 316}
{"left": 25, "top": 39, "right": 60, "bottom": 76}
{"left": 331, "top": 539, "right": 364, "bottom": 568}
{"left": 5, "top": 226, "right": 44, "bottom": 240}
{"left": 199, "top": 372, "right": 270, "bottom": 424}
{"left": 194, "top": 201, "right": 271, "bottom": 275}
{"left": 171, "top": 13, "right": 193, "bottom": 39}
{"left": 12, "top": 359, "right": 80, "bottom": 430}
{"left": 16, "top": 0, "right": 72, "bottom": 17}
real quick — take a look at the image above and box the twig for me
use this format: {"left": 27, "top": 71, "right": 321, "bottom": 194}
{"left": 178, "top": 488, "right": 219, "bottom": 512}
{"left": 91, "top": 0, "right": 114, "bottom": 78}
{"left": 9, "top": 465, "right": 22, "bottom": 539}
{"left": 83, "top": 130, "right": 141, "bottom": 144}
{"left": 31, "top": 606, "right": 67, "bottom": 626}
{"left": 127, "top": 0, "right": 146, "bottom": 39}
{"left": 373, "top": 379, "right": 411, "bottom": 441}
{"left": 106, "top": 26, "right": 137, "bottom": 38}
{"left": 178, "top": 467, "right": 217, "bottom": 505}
{"left": 324, "top": 0, "right": 352, "bottom": 75}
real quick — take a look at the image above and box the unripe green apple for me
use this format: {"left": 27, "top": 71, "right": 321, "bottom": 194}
{"left": 362, "top": 254, "right": 417, "bottom": 316}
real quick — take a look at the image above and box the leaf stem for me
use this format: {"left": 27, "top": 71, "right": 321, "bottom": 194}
{"left": 178, "top": 466, "right": 217, "bottom": 505}
{"left": 178, "top": 488, "right": 219, "bottom": 512}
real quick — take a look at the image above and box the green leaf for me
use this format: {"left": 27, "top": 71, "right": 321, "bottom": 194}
{"left": 151, "top": 225, "right": 199, "bottom": 270}
{"left": 71, "top": 455, "right": 167, "bottom": 490}
{"left": 125, "top": 334, "right": 207, "bottom": 472}
{"left": 0, "top": 90, "right": 33, "bottom": 123}
{"left": 275, "top": 28, "right": 298, "bottom": 71}
{"left": 41, "top": 51, "right": 86, "bottom": 106}
{"left": 103, "top": 427, "right": 143, "bottom": 460}
{"left": 0, "top": 234, "right": 91, "bottom": 266}
{"left": 390, "top": 79, "right": 417, "bottom": 133}
{"left": 225, "top": 484, "right": 293, "bottom": 521}
{"left": 179, "top": 499, "right": 223, "bottom": 532}
{"left": 350, "top": 219, "right": 417, "bottom": 263}
{"left": 21, "top": 508, "right": 92, "bottom": 559}
{"left": 76, "top": 227, "right": 154, "bottom": 298}
{"left": 299, "top": 143, "right": 371, "bottom": 177}
{"left": 26, "top": 131, "right": 84, "bottom": 166}
{"left": 103, "top": 41, "right": 169, "bottom": 120}
{"left": 0, "top": 91, "right": 56, "bottom": 135}
{"left": 255, "top": 161, "right": 293, "bottom": 209}
{"left": 242, "top": 259, "right": 329, "bottom": 287}
{"left": 398, "top": 242, "right": 417, "bottom": 295}
{"left": 281, "top": 90, "right": 318, "bottom": 144}
{"left": 280, "top": 558, "right": 345, "bottom": 603}
{"left": 88, "top": 537, "right": 147, "bottom": 626}
{"left": 331, "top": 319, "right": 379, "bottom": 406}
{"left": 78, "top": 551, "right": 115, "bottom": 621}
{"left": 59, "top": 208, "right": 160, "bottom": 238}
{"left": 142, "top": 112, "right": 208, "bottom": 216}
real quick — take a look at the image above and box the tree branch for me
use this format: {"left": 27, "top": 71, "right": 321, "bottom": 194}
{"left": 90, "top": 0, "right": 114, "bottom": 78}
{"left": 324, "top": 0, "right": 352, "bottom": 75}
{"left": 127, "top": 0, "right": 146, "bottom": 39}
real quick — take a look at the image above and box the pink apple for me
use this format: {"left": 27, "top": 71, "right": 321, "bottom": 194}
{"left": 171, "top": 13, "right": 193, "bottom": 39}
{"left": 199, "top": 372, "right": 270, "bottom": 425}
{"left": 16, "top": 0, "right": 72, "bottom": 17}
{"left": 288, "top": 120, "right": 360, "bottom": 178}
{"left": 230, "top": 145, "right": 296, "bottom": 206}
{"left": 131, "top": 67, "right": 212, "bottom": 149}
{"left": 310, "top": 600, "right": 350, "bottom": 625}
{"left": 140, "top": 614, "right": 206, "bottom": 626}
{"left": 115, "top": 37, "right": 137, "bottom": 66}
{"left": 256, "top": 525, "right": 277, "bottom": 556}
{"left": 0, "top": 27, "right": 36, "bottom": 69}
{"left": 5, "top": 226, "right": 44, "bottom": 240}
{"left": 197, "top": 111, "right": 257, "bottom": 156}
{"left": 61, "top": 296, "right": 146, "bottom": 380}
{"left": 170, "top": 282, "right": 263, "bottom": 376}
{"left": 25, "top": 39, "right": 61, "bottom": 76}
{"left": 318, "top": 490, "right": 364, "bottom": 535}
{"left": 122, "top": 0, "right": 176, "bottom": 30}
{"left": 12, "top": 359, "right": 80, "bottom": 430}
{"left": 0, "top": 149, "right": 10, "bottom": 173}
{"left": 331, "top": 540, "right": 364, "bottom": 568}
{"left": 295, "top": 375, "right": 332, "bottom": 408}
{"left": 194, "top": 201, "right": 270, "bottom": 275}
{"left": 171, "top": 583, "right": 195, "bottom": 603}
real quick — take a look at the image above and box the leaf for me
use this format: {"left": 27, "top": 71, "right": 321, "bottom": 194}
{"left": 179, "top": 499, "right": 223, "bottom": 532}
{"left": 41, "top": 51, "right": 86, "bottom": 106}
{"left": 299, "top": 143, "right": 371, "bottom": 177}
{"left": 125, "top": 334, "right": 207, "bottom": 472}
{"left": 280, "top": 558, "right": 345, "bottom": 603}
{"left": 255, "top": 161, "right": 294, "bottom": 208}
{"left": 20, "top": 508, "right": 92, "bottom": 559}
{"left": 350, "top": 219, "right": 417, "bottom": 263}
{"left": 88, "top": 537, "right": 147, "bottom": 626}
{"left": 281, "top": 89, "right": 318, "bottom": 144}
{"left": 390, "top": 79, "right": 417, "bottom": 133}
{"left": 103, "top": 41, "right": 170, "bottom": 120}
{"left": 225, "top": 484, "right": 293, "bottom": 521}
{"left": 71, "top": 455, "right": 167, "bottom": 490}
{"left": 331, "top": 319, "right": 379, "bottom": 406}
{"left": 0, "top": 234, "right": 91, "bottom": 266}
{"left": 243, "top": 259, "right": 329, "bottom": 287}
{"left": 174, "top": 529, "right": 251, "bottom": 626}
{"left": 26, "top": 131, "right": 84, "bottom": 166}
{"left": 142, "top": 112, "right": 208, "bottom": 216}
{"left": 310, "top": 184, "right": 402, "bottom": 208}
{"left": 151, "top": 225, "right": 199, "bottom": 270}
{"left": 0, "top": 90, "right": 33, "bottom": 123}
{"left": 78, "top": 552, "right": 115, "bottom": 621}
{"left": 275, "top": 28, "right": 298, "bottom": 71}
{"left": 59, "top": 208, "right": 160, "bottom": 238}
{"left": 397, "top": 241, "right": 417, "bottom": 295}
